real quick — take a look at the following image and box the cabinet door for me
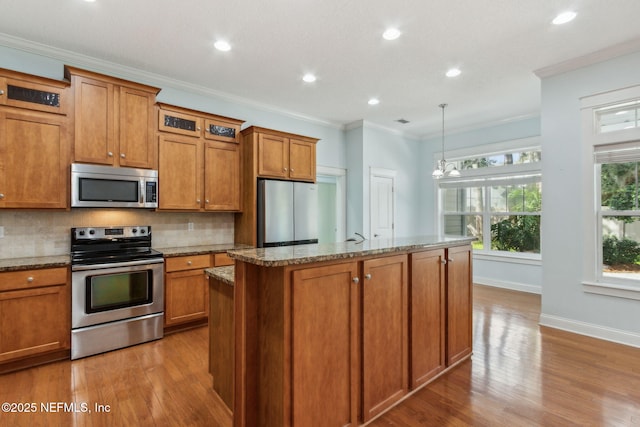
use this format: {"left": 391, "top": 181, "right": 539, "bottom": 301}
{"left": 165, "top": 269, "right": 209, "bottom": 326}
{"left": 118, "top": 86, "right": 156, "bottom": 168}
{"left": 410, "top": 249, "right": 446, "bottom": 388}
{"left": 0, "top": 282, "right": 69, "bottom": 362}
{"left": 73, "top": 75, "right": 115, "bottom": 165}
{"left": 158, "top": 134, "right": 203, "bottom": 210}
{"left": 203, "top": 118, "right": 240, "bottom": 143}
{"left": 257, "top": 133, "right": 288, "bottom": 178}
{"left": 0, "top": 76, "right": 67, "bottom": 115}
{"left": 289, "top": 138, "right": 315, "bottom": 181}
{"left": 291, "top": 262, "right": 359, "bottom": 427}
{"left": 0, "top": 109, "right": 69, "bottom": 208}
{"left": 446, "top": 245, "right": 473, "bottom": 366}
{"left": 361, "top": 254, "right": 408, "bottom": 422}
{"left": 204, "top": 141, "right": 241, "bottom": 211}
{"left": 158, "top": 108, "right": 203, "bottom": 138}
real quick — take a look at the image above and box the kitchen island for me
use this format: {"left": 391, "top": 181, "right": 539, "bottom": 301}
{"left": 207, "top": 236, "right": 474, "bottom": 427}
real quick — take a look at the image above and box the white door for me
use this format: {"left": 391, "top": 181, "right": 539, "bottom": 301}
{"left": 370, "top": 169, "right": 395, "bottom": 239}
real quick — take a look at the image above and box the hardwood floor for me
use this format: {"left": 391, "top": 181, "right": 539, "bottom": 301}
{"left": 1, "top": 284, "right": 639, "bottom": 426}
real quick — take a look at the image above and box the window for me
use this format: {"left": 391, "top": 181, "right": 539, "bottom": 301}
{"left": 437, "top": 139, "right": 541, "bottom": 257}
{"left": 595, "top": 143, "right": 640, "bottom": 283}
{"left": 581, "top": 85, "right": 640, "bottom": 299}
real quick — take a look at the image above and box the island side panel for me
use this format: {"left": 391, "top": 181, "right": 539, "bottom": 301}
{"left": 234, "top": 261, "right": 259, "bottom": 427}
{"left": 209, "top": 276, "right": 234, "bottom": 413}
{"left": 258, "top": 264, "right": 287, "bottom": 427}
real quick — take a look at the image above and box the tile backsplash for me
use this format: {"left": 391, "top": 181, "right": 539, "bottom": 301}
{"left": 0, "top": 210, "right": 234, "bottom": 259}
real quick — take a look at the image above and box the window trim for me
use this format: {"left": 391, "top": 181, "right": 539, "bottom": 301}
{"left": 581, "top": 84, "right": 640, "bottom": 299}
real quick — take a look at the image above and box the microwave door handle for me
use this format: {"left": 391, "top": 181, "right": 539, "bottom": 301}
{"left": 140, "top": 180, "right": 144, "bottom": 204}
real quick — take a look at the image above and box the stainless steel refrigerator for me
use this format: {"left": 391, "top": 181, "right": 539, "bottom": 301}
{"left": 257, "top": 179, "right": 318, "bottom": 247}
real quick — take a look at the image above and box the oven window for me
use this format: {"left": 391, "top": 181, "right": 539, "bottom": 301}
{"left": 79, "top": 178, "right": 139, "bottom": 202}
{"left": 86, "top": 271, "right": 152, "bottom": 313}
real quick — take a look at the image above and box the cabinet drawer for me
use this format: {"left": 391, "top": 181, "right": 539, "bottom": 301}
{"left": 0, "top": 267, "right": 68, "bottom": 292}
{"left": 165, "top": 255, "right": 211, "bottom": 272}
{"left": 214, "top": 252, "right": 234, "bottom": 266}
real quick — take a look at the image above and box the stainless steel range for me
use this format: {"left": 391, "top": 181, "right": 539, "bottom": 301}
{"left": 70, "top": 226, "right": 164, "bottom": 360}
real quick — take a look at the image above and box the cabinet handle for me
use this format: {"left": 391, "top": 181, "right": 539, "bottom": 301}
{"left": 290, "top": 168, "right": 295, "bottom": 172}
{"left": 187, "top": 261, "right": 192, "bottom": 266}
{"left": 0, "top": 193, "right": 4, "bottom": 199}
{"left": 196, "top": 199, "right": 201, "bottom": 204}
{"left": 352, "top": 277, "right": 359, "bottom": 284}
{"left": 27, "top": 277, "right": 34, "bottom": 283}
{"left": 197, "top": 126, "right": 201, "bottom": 131}
{"left": 107, "top": 151, "right": 113, "bottom": 157}
{"left": 120, "top": 153, "right": 126, "bottom": 158}
{"left": 283, "top": 167, "right": 288, "bottom": 172}
{"left": 205, "top": 199, "right": 210, "bottom": 204}
{"left": 0, "top": 89, "right": 4, "bottom": 95}
{"left": 365, "top": 273, "right": 372, "bottom": 280}
{"left": 448, "top": 259, "right": 453, "bottom": 263}
{"left": 440, "top": 259, "right": 447, "bottom": 265}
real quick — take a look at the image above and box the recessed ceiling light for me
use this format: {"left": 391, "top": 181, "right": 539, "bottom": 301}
{"left": 382, "top": 28, "right": 401, "bottom": 41}
{"left": 302, "top": 73, "right": 317, "bottom": 83}
{"left": 214, "top": 40, "right": 231, "bottom": 52}
{"left": 368, "top": 98, "right": 380, "bottom": 106}
{"left": 446, "top": 68, "right": 461, "bottom": 78}
{"left": 552, "top": 11, "right": 577, "bottom": 25}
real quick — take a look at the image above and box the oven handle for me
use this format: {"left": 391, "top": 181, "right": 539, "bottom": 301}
{"left": 71, "top": 258, "right": 165, "bottom": 271}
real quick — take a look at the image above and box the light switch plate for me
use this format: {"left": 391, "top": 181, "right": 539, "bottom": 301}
{"left": 0, "top": 226, "right": 4, "bottom": 238}
{"left": 187, "top": 222, "right": 194, "bottom": 231}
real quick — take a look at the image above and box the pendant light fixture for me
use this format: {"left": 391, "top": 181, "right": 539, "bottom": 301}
{"left": 432, "top": 103, "right": 460, "bottom": 179}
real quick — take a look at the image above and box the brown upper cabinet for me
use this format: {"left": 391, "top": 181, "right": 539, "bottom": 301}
{"left": 235, "top": 126, "right": 319, "bottom": 246}
{"left": 157, "top": 103, "right": 244, "bottom": 212}
{"left": 65, "top": 66, "right": 160, "bottom": 169}
{"left": 0, "top": 68, "right": 70, "bottom": 209}
{"left": 257, "top": 131, "right": 316, "bottom": 182}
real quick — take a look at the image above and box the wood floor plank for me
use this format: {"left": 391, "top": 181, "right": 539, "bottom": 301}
{"left": 0, "top": 284, "right": 639, "bottom": 426}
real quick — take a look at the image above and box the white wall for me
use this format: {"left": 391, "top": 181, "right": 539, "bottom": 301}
{"left": 540, "top": 50, "right": 640, "bottom": 346}
{"left": 345, "top": 121, "right": 421, "bottom": 239}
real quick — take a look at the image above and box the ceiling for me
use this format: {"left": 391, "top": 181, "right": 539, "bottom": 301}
{"left": 2, "top": 0, "right": 640, "bottom": 138}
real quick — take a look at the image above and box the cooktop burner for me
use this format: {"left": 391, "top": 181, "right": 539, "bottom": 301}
{"left": 71, "top": 226, "right": 163, "bottom": 266}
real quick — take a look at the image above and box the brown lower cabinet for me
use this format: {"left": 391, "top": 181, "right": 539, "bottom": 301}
{"left": 361, "top": 255, "right": 408, "bottom": 422}
{"left": 410, "top": 248, "right": 446, "bottom": 388}
{"left": 165, "top": 252, "right": 235, "bottom": 332}
{"left": 228, "top": 244, "right": 472, "bottom": 427}
{"left": 0, "top": 267, "right": 70, "bottom": 372}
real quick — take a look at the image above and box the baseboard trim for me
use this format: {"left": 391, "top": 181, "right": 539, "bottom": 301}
{"left": 539, "top": 313, "right": 640, "bottom": 349}
{"left": 473, "top": 276, "right": 541, "bottom": 294}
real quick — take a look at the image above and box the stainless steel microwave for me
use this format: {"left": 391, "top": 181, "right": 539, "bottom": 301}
{"left": 71, "top": 163, "right": 158, "bottom": 208}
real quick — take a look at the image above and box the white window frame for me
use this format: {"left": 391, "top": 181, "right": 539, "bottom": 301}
{"left": 581, "top": 84, "right": 640, "bottom": 300}
{"left": 435, "top": 137, "right": 542, "bottom": 262}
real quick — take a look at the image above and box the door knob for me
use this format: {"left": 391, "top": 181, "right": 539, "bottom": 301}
{"left": 365, "top": 274, "right": 372, "bottom": 280}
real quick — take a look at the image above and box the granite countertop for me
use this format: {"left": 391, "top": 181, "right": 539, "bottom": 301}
{"left": 227, "top": 235, "right": 475, "bottom": 267}
{"left": 0, "top": 255, "right": 71, "bottom": 273}
{"left": 205, "top": 265, "right": 235, "bottom": 286}
{"left": 0, "top": 243, "right": 250, "bottom": 272}
{"left": 157, "top": 243, "right": 251, "bottom": 257}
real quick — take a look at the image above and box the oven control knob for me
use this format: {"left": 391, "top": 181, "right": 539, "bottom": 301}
{"left": 140, "top": 229, "right": 146, "bottom": 234}
{"left": 79, "top": 230, "right": 85, "bottom": 236}
{"left": 89, "top": 229, "right": 95, "bottom": 235}
{"left": 132, "top": 228, "right": 138, "bottom": 234}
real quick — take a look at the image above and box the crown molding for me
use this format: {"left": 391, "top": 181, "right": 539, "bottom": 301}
{"left": 534, "top": 37, "right": 640, "bottom": 79}
{"left": 0, "top": 32, "right": 343, "bottom": 130}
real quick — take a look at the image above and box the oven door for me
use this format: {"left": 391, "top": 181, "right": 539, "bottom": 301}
{"left": 72, "top": 259, "right": 164, "bottom": 329}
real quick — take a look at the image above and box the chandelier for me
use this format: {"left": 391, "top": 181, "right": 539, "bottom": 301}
{"left": 432, "top": 103, "right": 460, "bottom": 179}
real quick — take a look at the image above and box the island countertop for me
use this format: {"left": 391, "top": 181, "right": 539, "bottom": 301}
{"left": 226, "top": 235, "right": 474, "bottom": 267}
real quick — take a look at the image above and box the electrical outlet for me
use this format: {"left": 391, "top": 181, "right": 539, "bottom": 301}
{"left": 187, "top": 222, "right": 194, "bottom": 231}
{"left": 0, "top": 226, "right": 4, "bottom": 238}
